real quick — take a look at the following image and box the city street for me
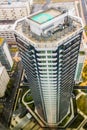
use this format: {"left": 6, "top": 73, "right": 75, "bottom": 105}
{"left": 0, "top": 62, "right": 23, "bottom": 128}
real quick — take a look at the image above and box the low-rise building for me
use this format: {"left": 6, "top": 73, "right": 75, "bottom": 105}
{"left": 0, "top": 0, "right": 33, "bottom": 45}
{"left": 0, "top": 22, "right": 16, "bottom": 45}
{"left": 0, "top": 66, "right": 10, "bottom": 97}
{"left": 0, "top": 1, "right": 33, "bottom": 21}
{"left": 0, "top": 0, "right": 33, "bottom": 3}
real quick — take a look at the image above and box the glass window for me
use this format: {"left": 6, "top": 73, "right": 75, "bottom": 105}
{"left": 40, "top": 56, "right": 46, "bottom": 58}
{"left": 40, "top": 65, "right": 47, "bottom": 67}
{"left": 39, "top": 51, "right": 45, "bottom": 53}
{"left": 40, "top": 60, "right": 46, "bottom": 63}
{"left": 47, "top": 55, "right": 53, "bottom": 58}
{"left": 48, "top": 65, "right": 53, "bottom": 67}
{"left": 48, "top": 60, "right": 52, "bottom": 63}
{"left": 47, "top": 50, "right": 52, "bottom": 53}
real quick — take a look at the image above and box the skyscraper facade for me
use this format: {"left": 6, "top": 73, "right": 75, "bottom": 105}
{"left": 14, "top": 8, "right": 83, "bottom": 125}
{"left": 0, "top": 38, "right": 13, "bottom": 70}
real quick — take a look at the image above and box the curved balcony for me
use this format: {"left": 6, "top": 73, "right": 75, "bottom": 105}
{"left": 37, "top": 58, "right": 57, "bottom": 61}
{"left": 38, "top": 62, "right": 57, "bottom": 66}
{"left": 40, "top": 77, "right": 57, "bottom": 80}
{"left": 36, "top": 53, "right": 57, "bottom": 56}
{"left": 41, "top": 80, "right": 57, "bottom": 84}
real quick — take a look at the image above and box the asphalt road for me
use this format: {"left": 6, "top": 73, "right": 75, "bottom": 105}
{"left": 0, "top": 62, "right": 23, "bottom": 128}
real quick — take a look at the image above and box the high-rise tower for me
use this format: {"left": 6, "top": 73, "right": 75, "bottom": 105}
{"left": 14, "top": 8, "right": 83, "bottom": 125}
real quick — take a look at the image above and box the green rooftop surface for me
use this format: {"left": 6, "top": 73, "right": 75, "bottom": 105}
{"left": 31, "top": 13, "right": 53, "bottom": 24}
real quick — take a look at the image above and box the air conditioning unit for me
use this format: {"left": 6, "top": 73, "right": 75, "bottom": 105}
{"left": 43, "top": 24, "right": 64, "bottom": 37}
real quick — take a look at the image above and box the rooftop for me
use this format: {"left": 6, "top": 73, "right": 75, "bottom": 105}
{"left": 0, "top": 23, "right": 14, "bottom": 30}
{"left": 14, "top": 8, "right": 82, "bottom": 48}
{"left": 0, "top": 38, "right": 4, "bottom": 46}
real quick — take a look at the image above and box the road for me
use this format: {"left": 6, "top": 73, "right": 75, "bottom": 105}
{"left": 13, "top": 88, "right": 22, "bottom": 111}
{"left": 77, "top": 118, "right": 87, "bottom": 130}
{"left": 7, "top": 62, "right": 23, "bottom": 126}
{"left": 0, "top": 62, "right": 23, "bottom": 128}
{"left": 75, "top": 0, "right": 87, "bottom": 49}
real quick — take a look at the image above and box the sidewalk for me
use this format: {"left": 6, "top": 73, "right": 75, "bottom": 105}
{"left": 77, "top": 118, "right": 87, "bottom": 130}
{"left": 77, "top": 108, "right": 87, "bottom": 119}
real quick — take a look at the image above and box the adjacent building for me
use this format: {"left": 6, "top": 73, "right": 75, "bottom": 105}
{"left": 0, "top": 38, "right": 13, "bottom": 70}
{"left": 0, "top": 0, "right": 33, "bottom": 3}
{"left": 80, "top": 0, "right": 87, "bottom": 25}
{"left": 0, "top": 0, "right": 33, "bottom": 21}
{"left": 14, "top": 8, "right": 83, "bottom": 126}
{"left": 0, "top": 22, "right": 16, "bottom": 45}
{"left": 0, "top": 66, "right": 10, "bottom": 97}
{"left": 0, "top": 62, "right": 2, "bottom": 67}
{"left": 0, "top": 0, "right": 33, "bottom": 45}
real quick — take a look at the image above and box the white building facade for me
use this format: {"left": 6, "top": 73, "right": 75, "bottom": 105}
{"left": 0, "top": 1, "right": 33, "bottom": 21}
{"left": 0, "top": 0, "right": 33, "bottom": 45}
{"left": 0, "top": 23, "right": 16, "bottom": 45}
{"left": 0, "top": 66, "right": 9, "bottom": 97}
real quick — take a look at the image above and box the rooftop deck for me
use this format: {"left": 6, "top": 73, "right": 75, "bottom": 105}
{"left": 0, "top": 24, "right": 14, "bottom": 30}
{"left": 15, "top": 8, "right": 82, "bottom": 48}
{"left": 29, "top": 8, "right": 61, "bottom": 24}
{"left": 15, "top": 19, "right": 82, "bottom": 48}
